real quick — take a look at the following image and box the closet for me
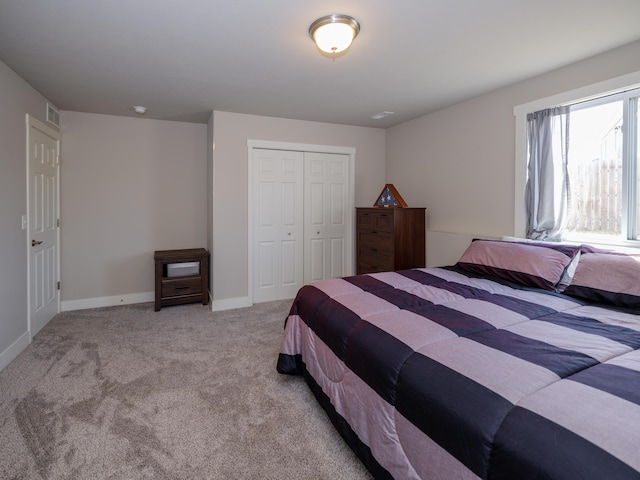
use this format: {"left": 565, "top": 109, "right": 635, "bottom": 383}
{"left": 249, "top": 144, "right": 354, "bottom": 303}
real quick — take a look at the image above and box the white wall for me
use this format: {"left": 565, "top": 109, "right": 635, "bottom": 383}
{"left": 60, "top": 112, "right": 208, "bottom": 309}
{"left": 387, "top": 39, "right": 640, "bottom": 266}
{"left": 0, "top": 60, "right": 52, "bottom": 370}
{"left": 210, "top": 111, "right": 386, "bottom": 308}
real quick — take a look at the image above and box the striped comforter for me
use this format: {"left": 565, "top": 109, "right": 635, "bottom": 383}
{"left": 276, "top": 267, "right": 640, "bottom": 480}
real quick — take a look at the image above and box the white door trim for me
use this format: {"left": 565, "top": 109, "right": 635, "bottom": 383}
{"left": 247, "top": 139, "right": 356, "bottom": 304}
{"left": 26, "top": 114, "right": 61, "bottom": 340}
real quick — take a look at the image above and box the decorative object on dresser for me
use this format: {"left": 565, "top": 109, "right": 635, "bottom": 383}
{"left": 356, "top": 207, "right": 426, "bottom": 274}
{"left": 374, "top": 183, "right": 408, "bottom": 208}
{"left": 154, "top": 248, "right": 209, "bottom": 311}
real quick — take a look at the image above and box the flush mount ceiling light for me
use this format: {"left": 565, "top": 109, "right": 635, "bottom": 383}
{"left": 133, "top": 105, "right": 147, "bottom": 114}
{"left": 309, "top": 14, "right": 360, "bottom": 56}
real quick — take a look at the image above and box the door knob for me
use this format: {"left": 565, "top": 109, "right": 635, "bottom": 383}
{"left": 31, "top": 239, "right": 43, "bottom": 246}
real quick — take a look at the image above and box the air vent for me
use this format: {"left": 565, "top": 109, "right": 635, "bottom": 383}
{"left": 370, "top": 111, "right": 394, "bottom": 120}
{"left": 46, "top": 103, "right": 60, "bottom": 127}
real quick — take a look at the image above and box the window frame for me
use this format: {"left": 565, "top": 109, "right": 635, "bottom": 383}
{"left": 514, "top": 71, "right": 640, "bottom": 249}
{"left": 562, "top": 89, "right": 639, "bottom": 243}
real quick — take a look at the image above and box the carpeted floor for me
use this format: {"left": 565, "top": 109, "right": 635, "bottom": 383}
{"left": 0, "top": 300, "right": 372, "bottom": 479}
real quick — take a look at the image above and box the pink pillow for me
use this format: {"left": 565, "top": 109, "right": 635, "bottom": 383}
{"left": 456, "top": 240, "right": 579, "bottom": 291}
{"left": 564, "top": 252, "right": 640, "bottom": 308}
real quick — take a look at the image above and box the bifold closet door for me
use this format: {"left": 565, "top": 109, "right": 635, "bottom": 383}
{"left": 252, "top": 149, "right": 304, "bottom": 303}
{"left": 304, "top": 152, "right": 349, "bottom": 284}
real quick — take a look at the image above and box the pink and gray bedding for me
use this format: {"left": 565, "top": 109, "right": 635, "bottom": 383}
{"left": 277, "top": 264, "right": 640, "bottom": 479}
{"left": 564, "top": 250, "right": 640, "bottom": 309}
{"left": 455, "top": 239, "right": 581, "bottom": 291}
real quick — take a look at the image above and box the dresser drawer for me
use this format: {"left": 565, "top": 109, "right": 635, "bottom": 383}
{"left": 357, "top": 210, "right": 394, "bottom": 232}
{"left": 357, "top": 229, "right": 393, "bottom": 249}
{"left": 358, "top": 247, "right": 393, "bottom": 272}
{"left": 358, "top": 243, "right": 392, "bottom": 261}
{"left": 357, "top": 258, "right": 393, "bottom": 274}
{"left": 161, "top": 277, "right": 202, "bottom": 297}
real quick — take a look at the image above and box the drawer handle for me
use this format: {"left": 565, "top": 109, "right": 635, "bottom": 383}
{"left": 371, "top": 248, "right": 378, "bottom": 252}
{"left": 371, "top": 230, "right": 378, "bottom": 234}
{"left": 175, "top": 286, "right": 190, "bottom": 290}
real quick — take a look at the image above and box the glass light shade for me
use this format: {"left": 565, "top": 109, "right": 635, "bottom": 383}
{"left": 309, "top": 14, "right": 360, "bottom": 56}
{"left": 313, "top": 22, "right": 355, "bottom": 54}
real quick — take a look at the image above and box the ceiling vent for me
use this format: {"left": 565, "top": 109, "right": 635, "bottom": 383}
{"left": 46, "top": 103, "right": 60, "bottom": 127}
{"left": 371, "top": 111, "right": 394, "bottom": 120}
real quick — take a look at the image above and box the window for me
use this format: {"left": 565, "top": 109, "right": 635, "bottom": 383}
{"left": 521, "top": 83, "right": 640, "bottom": 246}
{"left": 515, "top": 73, "right": 640, "bottom": 246}
{"left": 563, "top": 89, "right": 639, "bottom": 243}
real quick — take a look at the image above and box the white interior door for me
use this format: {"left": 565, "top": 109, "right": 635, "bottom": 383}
{"left": 252, "top": 149, "right": 304, "bottom": 303}
{"left": 304, "top": 152, "right": 349, "bottom": 283}
{"left": 27, "top": 116, "right": 60, "bottom": 337}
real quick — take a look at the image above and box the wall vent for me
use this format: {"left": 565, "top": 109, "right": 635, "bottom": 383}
{"left": 46, "top": 103, "right": 60, "bottom": 127}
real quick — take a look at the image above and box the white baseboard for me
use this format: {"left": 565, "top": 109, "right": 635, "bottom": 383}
{"left": 211, "top": 296, "right": 252, "bottom": 312}
{"left": 61, "top": 292, "right": 253, "bottom": 313}
{"left": 0, "top": 330, "right": 30, "bottom": 373}
{"left": 61, "top": 292, "right": 154, "bottom": 312}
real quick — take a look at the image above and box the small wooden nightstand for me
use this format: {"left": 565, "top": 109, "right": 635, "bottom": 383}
{"left": 154, "top": 248, "right": 209, "bottom": 311}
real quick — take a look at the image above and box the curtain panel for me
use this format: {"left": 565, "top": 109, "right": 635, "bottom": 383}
{"left": 525, "top": 106, "right": 570, "bottom": 240}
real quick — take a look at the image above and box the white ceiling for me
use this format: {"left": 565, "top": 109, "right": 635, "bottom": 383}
{"left": 1, "top": 1, "right": 640, "bottom": 128}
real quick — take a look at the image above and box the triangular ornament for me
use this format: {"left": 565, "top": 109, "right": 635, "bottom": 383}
{"left": 374, "top": 184, "right": 408, "bottom": 208}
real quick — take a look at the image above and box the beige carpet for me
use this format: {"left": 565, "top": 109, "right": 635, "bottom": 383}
{"left": 0, "top": 300, "right": 372, "bottom": 479}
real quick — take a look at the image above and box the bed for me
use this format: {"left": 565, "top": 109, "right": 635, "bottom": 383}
{"left": 276, "top": 239, "right": 640, "bottom": 479}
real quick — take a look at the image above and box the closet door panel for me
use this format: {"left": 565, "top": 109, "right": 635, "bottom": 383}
{"left": 308, "top": 237, "right": 325, "bottom": 283}
{"left": 257, "top": 242, "right": 275, "bottom": 289}
{"left": 330, "top": 237, "right": 345, "bottom": 278}
{"left": 304, "top": 152, "right": 349, "bottom": 284}
{"left": 252, "top": 149, "right": 303, "bottom": 302}
{"left": 251, "top": 146, "right": 352, "bottom": 303}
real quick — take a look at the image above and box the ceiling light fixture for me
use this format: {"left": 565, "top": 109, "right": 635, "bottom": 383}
{"left": 309, "top": 14, "right": 360, "bottom": 56}
{"left": 133, "top": 105, "right": 147, "bottom": 115}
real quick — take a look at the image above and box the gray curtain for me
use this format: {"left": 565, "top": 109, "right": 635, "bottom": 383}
{"left": 525, "top": 106, "right": 570, "bottom": 240}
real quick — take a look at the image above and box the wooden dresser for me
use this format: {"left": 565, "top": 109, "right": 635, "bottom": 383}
{"left": 356, "top": 207, "right": 426, "bottom": 274}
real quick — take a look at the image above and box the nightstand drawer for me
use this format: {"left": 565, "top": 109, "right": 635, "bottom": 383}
{"left": 161, "top": 277, "right": 202, "bottom": 297}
